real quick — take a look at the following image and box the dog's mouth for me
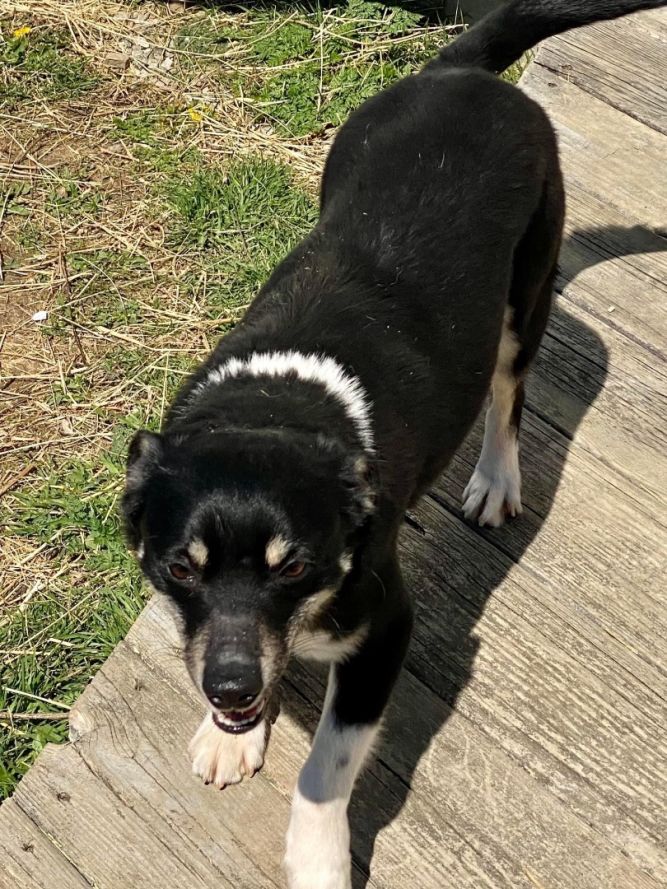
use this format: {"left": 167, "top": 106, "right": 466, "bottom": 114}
{"left": 213, "top": 697, "right": 266, "bottom": 734}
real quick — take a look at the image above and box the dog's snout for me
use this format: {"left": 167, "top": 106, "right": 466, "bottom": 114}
{"left": 203, "top": 661, "right": 263, "bottom": 711}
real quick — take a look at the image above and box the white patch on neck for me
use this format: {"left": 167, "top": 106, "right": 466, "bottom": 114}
{"left": 195, "top": 350, "right": 374, "bottom": 452}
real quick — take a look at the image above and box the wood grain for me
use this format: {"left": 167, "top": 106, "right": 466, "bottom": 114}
{"left": 0, "top": 800, "right": 93, "bottom": 889}
{"left": 524, "top": 59, "right": 667, "bottom": 221}
{"left": 535, "top": 15, "right": 667, "bottom": 134}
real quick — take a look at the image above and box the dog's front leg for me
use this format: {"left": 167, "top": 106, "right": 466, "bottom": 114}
{"left": 284, "top": 671, "right": 373, "bottom": 889}
{"left": 285, "top": 578, "right": 412, "bottom": 889}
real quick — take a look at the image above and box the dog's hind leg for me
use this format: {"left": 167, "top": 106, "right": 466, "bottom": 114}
{"left": 462, "top": 307, "right": 526, "bottom": 526}
{"left": 463, "top": 175, "right": 564, "bottom": 527}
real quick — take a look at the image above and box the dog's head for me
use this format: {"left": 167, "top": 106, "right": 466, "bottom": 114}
{"left": 122, "top": 428, "right": 374, "bottom": 732}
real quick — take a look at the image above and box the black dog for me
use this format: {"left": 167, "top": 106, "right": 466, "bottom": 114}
{"left": 123, "top": 2, "right": 665, "bottom": 886}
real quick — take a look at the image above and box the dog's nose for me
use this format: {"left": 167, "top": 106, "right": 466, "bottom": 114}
{"left": 202, "top": 662, "right": 263, "bottom": 711}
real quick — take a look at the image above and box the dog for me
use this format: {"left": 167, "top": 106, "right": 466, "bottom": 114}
{"left": 122, "top": 2, "right": 665, "bottom": 886}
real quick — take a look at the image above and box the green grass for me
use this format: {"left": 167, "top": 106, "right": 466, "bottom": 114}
{"left": 112, "top": 110, "right": 164, "bottom": 145}
{"left": 0, "top": 422, "right": 147, "bottom": 797}
{"left": 0, "top": 26, "right": 98, "bottom": 109}
{"left": 176, "top": 0, "right": 444, "bottom": 136}
{"left": 162, "top": 155, "right": 317, "bottom": 308}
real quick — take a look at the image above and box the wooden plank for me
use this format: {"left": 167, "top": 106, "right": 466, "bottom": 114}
{"left": 126, "top": 599, "right": 663, "bottom": 889}
{"left": 6, "top": 738, "right": 255, "bottom": 889}
{"left": 534, "top": 15, "right": 667, "bottom": 133}
{"left": 560, "top": 195, "right": 667, "bottom": 294}
{"left": 398, "top": 491, "right": 667, "bottom": 881}
{"left": 522, "top": 61, "right": 667, "bottom": 226}
{"left": 545, "top": 303, "right": 666, "bottom": 453}
{"left": 437, "top": 412, "right": 667, "bottom": 671}
{"left": 547, "top": 299, "right": 667, "bottom": 416}
{"left": 520, "top": 64, "right": 667, "bottom": 501}
{"left": 286, "top": 658, "right": 661, "bottom": 889}
{"left": 520, "top": 64, "right": 667, "bottom": 360}
{"left": 434, "top": 442, "right": 667, "bottom": 679}
{"left": 0, "top": 799, "right": 93, "bottom": 889}
{"left": 632, "top": 8, "right": 667, "bottom": 35}
{"left": 557, "top": 191, "right": 667, "bottom": 357}
{"left": 530, "top": 310, "right": 667, "bottom": 504}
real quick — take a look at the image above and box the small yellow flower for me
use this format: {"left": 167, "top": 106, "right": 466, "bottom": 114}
{"left": 188, "top": 107, "right": 204, "bottom": 123}
{"left": 12, "top": 26, "right": 32, "bottom": 39}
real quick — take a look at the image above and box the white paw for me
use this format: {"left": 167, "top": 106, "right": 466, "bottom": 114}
{"left": 284, "top": 789, "right": 351, "bottom": 889}
{"left": 462, "top": 462, "right": 522, "bottom": 527}
{"left": 188, "top": 712, "right": 267, "bottom": 788}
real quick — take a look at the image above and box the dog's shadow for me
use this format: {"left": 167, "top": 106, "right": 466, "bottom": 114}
{"left": 281, "top": 223, "right": 665, "bottom": 887}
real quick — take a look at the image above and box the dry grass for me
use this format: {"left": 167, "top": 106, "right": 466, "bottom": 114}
{"left": 0, "top": 2, "right": 332, "bottom": 472}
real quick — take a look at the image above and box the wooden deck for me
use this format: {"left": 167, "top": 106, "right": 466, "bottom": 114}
{"left": 1, "top": 12, "right": 665, "bottom": 889}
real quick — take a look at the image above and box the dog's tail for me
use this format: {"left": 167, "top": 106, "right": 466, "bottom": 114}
{"left": 426, "top": 0, "right": 667, "bottom": 75}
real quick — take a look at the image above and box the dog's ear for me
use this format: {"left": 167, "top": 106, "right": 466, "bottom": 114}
{"left": 340, "top": 454, "right": 376, "bottom": 528}
{"left": 122, "top": 430, "right": 163, "bottom": 548}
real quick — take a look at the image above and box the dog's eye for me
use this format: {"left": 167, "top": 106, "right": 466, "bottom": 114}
{"left": 280, "top": 560, "right": 306, "bottom": 579}
{"left": 169, "top": 562, "right": 193, "bottom": 582}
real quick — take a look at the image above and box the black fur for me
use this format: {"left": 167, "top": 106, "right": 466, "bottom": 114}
{"left": 123, "top": 0, "right": 665, "bottom": 738}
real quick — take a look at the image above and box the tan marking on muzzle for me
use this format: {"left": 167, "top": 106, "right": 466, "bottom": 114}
{"left": 185, "top": 624, "right": 210, "bottom": 700}
{"left": 259, "top": 623, "right": 287, "bottom": 689}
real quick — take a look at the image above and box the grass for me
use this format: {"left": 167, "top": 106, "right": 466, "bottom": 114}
{"left": 0, "top": 442, "right": 144, "bottom": 796}
{"left": 175, "top": 0, "right": 444, "bottom": 136}
{"left": 0, "top": 26, "right": 97, "bottom": 108}
{"left": 162, "top": 155, "right": 318, "bottom": 309}
{"left": 0, "top": 0, "right": 530, "bottom": 800}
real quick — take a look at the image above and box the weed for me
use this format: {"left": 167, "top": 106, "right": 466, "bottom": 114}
{"left": 0, "top": 181, "right": 33, "bottom": 223}
{"left": 252, "top": 20, "right": 314, "bottom": 66}
{"left": 112, "top": 110, "right": 162, "bottom": 146}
